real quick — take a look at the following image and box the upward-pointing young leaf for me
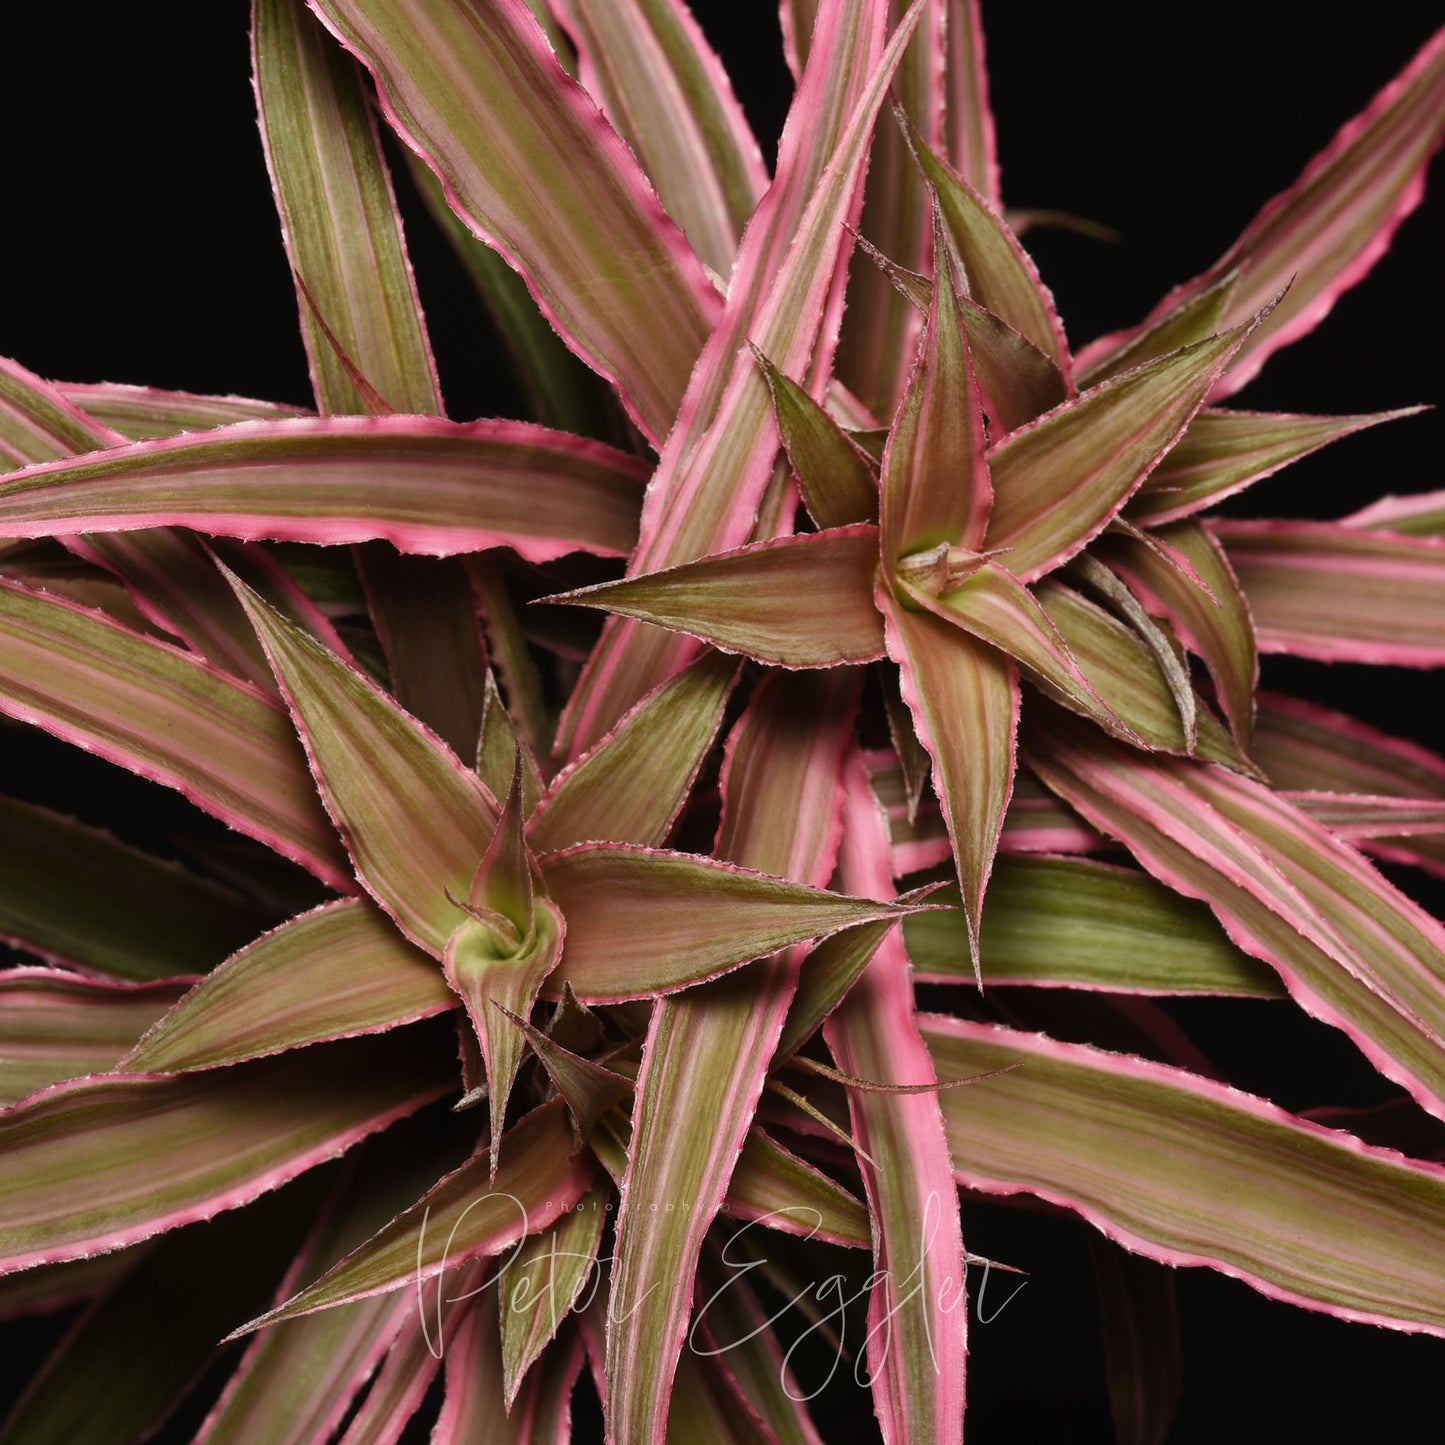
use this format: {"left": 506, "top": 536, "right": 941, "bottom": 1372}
{"left": 307, "top": 0, "right": 722, "bottom": 445}
{"left": 231, "top": 574, "right": 499, "bottom": 955}
{"left": 881, "top": 202, "right": 991, "bottom": 566}
{"left": 984, "top": 327, "right": 1247, "bottom": 581}
{"left": 1077, "top": 26, "right": 1445, "bottom": 394}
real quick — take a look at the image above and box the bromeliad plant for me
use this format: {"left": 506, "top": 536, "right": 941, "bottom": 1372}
{"left": 2, "top": 0, "right": 1445, "bottom": 1439}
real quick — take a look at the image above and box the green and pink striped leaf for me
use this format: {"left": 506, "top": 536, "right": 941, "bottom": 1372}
{"left": 307, "top": 0, "right": 721, "bottom": 445}
{"left": 1214, "top": 520, "right": 1445, "bottom": 665}
{"left": 0, "top": 416, "right": 648, "bottom": 561}
{"left": 0, "top": 578, "right": 350, "bottom": 887}
{"left": 123, "top": 900, "right": 450, "bottom": 1075}
{"left": 546, "top": 526, "right": 886, "bottom": 668}
{"left": 924, "top": 1016, "right": 1445, "bottom": 1334}
{"left": 58, "top": 382, "right": 308, "bottom": 440}
{"left": 0, "top": 1032, "right": 451, "bottom": 1273}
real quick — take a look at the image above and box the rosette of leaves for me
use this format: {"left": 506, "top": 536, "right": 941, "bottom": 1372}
{"left": 1, "top": 1, "right": 1444, "bottom": 1442}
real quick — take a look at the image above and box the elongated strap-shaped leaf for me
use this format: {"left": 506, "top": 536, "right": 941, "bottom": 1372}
{"left": 540, "top": 842, "right": 910, "bottom": 1002}
{"left": 1127, "top": 407, "right": 1418, "bottom": 524}
{"left": 606, "top": 671, "right": 856, "bottom": 1445}
{"left": 1253, "top": 692, "right": 1445, "bottom": 798}
{"left": 1214, "top": 519, "right": 1445, "bottom": 665}
{"left": 241, "top": 1100, "right": 591, "bottom": 1330}
{"left": 0, "top": 1032, "right": 451, "bottom": 1273}
{"left": 255, "top": 0, "right": 441, "bottom": 416}
{"left": 881, "top": 218, "right": 991, "bottom": 565}
{"left": 1036, "top": 582, "right": 1248, "bottom": 769}
{"left": 0, "top": 416, "right": 647, "bottom": 561}
{"left": 0, "top": 972, "right": 188, "bottom": 1108}
{"left": 557, "top": 1, "right": 912, "bottom": 756}
{"left": 1346, "top": 487, "right": 1445, "bottom": 535}
{"left": 823, "top": 758, "right": 966, "bottom": 1444}
{"left": 726, "top": 1126, "right": 871, "bottom": 1249}
{"left": 944, "top": 0, "right": 998, "bottom": 205}
{"left": 332, "top": 1305, "right": 447, "bottom": 1445}
{"left": 777, "top": 916, "right": 901, "bottom": 1060}
{"left": 913, "top": 132, "right": 1069, "bottom": 375}
{"left": 955, "top": 292, "right": 1067, "bottom": 434}
{"left": 904, "top": 859, "right": 1278, "bottom": 996}
{"left": 549, "top": 526, "right": 886, "bottom": 668}
{"left": 1026, "top": 719, "right": 1445, "bottom": 1123}
{"left": 983, "top": 328, "right": 1246, "bottom": 581}
{"left": 1077, "top": 26, "right": 1445, "bottom": 394}
{"left": 840, "top": 0, "right": 946, "bottom": 417}
{"left": 1102, "top": 521, "right": 1257, "bottom": 748}
{"left": 530, "top": 650, "right": 737, "bottom": 853}
{"left": 1078, "top": 272, "right": 1239, "bottom": 389}
{"left": 123, "top": 900, "right": 450, "bottom": 1074}
{"left": 0, "top": 794, "right": 263, "bottom": 980}
{"left": 0, "top": 578, "right": 350, "bottom": 887}
{"left": 59, "top": 382, "right": 309, "bottom": 440}
{"left": 755, "top": 349, "right": 878, "bottom": 529}
{"left": 924, "top": 1016, "right": 1445, "bottom": 1334}
{"left": 550, "top": 0, "right": 766, "bottom": 279}
{"left": 882, "top": 585, "right": 1018, "bottom": 970}
{"left": 1289, "top": 793, "right": 1445, "bottom": 839}
{"left": 309, "top": 0, "right": 721, "bottom": 444}
{"left": 235, "top": 579, "right": 500, "bottom": 954}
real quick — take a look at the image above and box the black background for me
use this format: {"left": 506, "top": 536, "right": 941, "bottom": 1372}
{"left": 4, "top": 1, "right": 1445, "bottom": 1440}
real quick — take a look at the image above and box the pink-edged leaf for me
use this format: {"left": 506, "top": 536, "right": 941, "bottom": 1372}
{"left": 754, "top": 347, "right": 879, "bottom": 529}
{"left": 540, "top": 842, "right": 913, "bottom": 1002}
{"left": 497, "top": 1182, "right": 608, "bottom": 1406}
{"left": 881, "top": 584, "right": 1019, "bottom": 974}
{"left": 332, "top": 1301, "right": 450, "bottom": 1445}
{"left": 905, "top": 562, "right": 1130, "bottom": 737}
{"left": 1035, "top": 582, "right": 1250, "bottom": 769}
{"left": 477, "top": 670, "right": 546, "bottom": 821}
{"left": 1078, "top": 27, "right": 1445, "bottom": 395}
{"left": 1214, "top": 519, "right": 1445, "bottom": 665}
{"left": 999, "top": 772, "right": 1109, "bottom": 854}
{"left": 880, "top": 207, "right": 991, "bottom": 563}
{"left": 550, "top": 0, "right": 767, "bottom": 279}
{"left": 839, "top": 0, "right": 947, "bottom": 417}
{"left": 924, "top": 1016, "right": 1445, "bottom": 1335}
{"left": 0, "top": 1032, "right": 451, "bottom": 1274}
{"left": 529, "top": 650, "right": 737, "bottom": 853}
{"left": 1026, "top": 719, "right": 1445, "bottom": 1124}
{"left": 0, "top": 793, "right": 263, "bottom": 980}
{"left": 823, "top": 756, "right": 966, "bottom": 1445}
{"left": 502, "top": 1007, "right": 633, "bottom": 1143}
{"left": 0, "top": 416, "right": 648, "bottom": 561}
{"left": 1253, "top": 692, "right": 1445, "bottom": 797}
{"left": 945, "top": 0, "right": 999, "bottom": 204}
{"left": 606, "top": 670, "right": 856, "bottom": 1445}
{"left": 911, "top": 129, "right": 1070, "bottom": 377}
{"left": 547, "top": 526, "right": 887, "bottom": 668}
{"left": 0, "top": 355, "right": 125, "bottom": 465}
{"left": 0, "top": 972, "right": 188, "bottom": 1108}
{"left": 557, "top": 0, "right": 916, "bottom": 756}
{"left": 236, "top": 1099, "right": 591, "bottom": 1332}
{"left": 1077, "top": 272, "right": 1240, "bottom": 390}
{"left": 254, "top": 0, "right": 442, "bottom": 417}
{"left": 1289, "top": 793, "right": 1445, "bottom": 839}
{"left": 123, "top": 900, "right": 450, "bottom": 1075}
{"left": 1101, "top": 521, "right": 1258, "bottom": 748}
{"left": 1346, "top": 488, "right": 1445, "bottom": 535}
{"left": 233, "top": 576, "right": 501, "bottom": 955}
{"left": 472, "top": 569, "right": 553, "bottom": 764}
{"left": 57, "top": 382, "right": 309, "bottom": 441}
{"left": 1127, "top": 406, "right": 1420, "bottom": 525}
{"left": 356, "top": 547, "right": 486, "bottom": 761}
{"left": 307, "top": 0, "right": 721, "bottom": 445}
{"left": 983, "top": 327, "right": 1247, "bottom": 582}
{"left": 0, "top": 577, "right": 351, "bottom": 888}
{"left": 777, "top": 915, "right": 902, "bottom": 1060}
{"left": 665, "top": 1346, "right": 774, "bottom": 1445}
{"left": 903, "top": 858, "right": 1278, "bottom": 996}
{"left": 954, "top": 292, "right": 1067, "bottom": 435}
